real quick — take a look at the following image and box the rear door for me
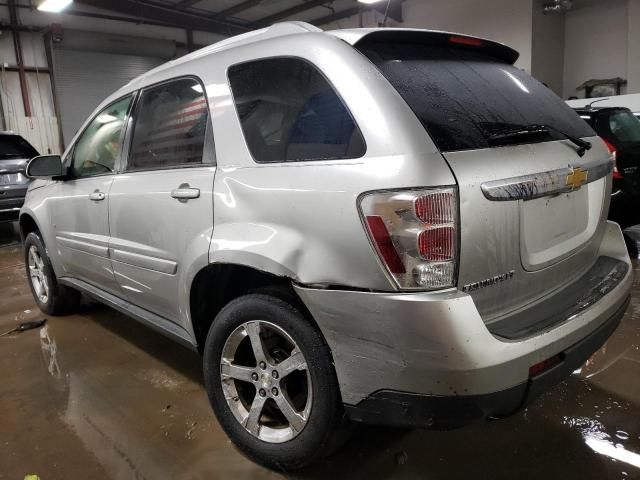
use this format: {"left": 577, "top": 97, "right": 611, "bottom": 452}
{"left": 358, "top": 35, "right": 612, "bottom": 322}
{"left": 108, "top": 77, "right": 215, "bottom": 322}
{"left": 48, "top": 95, "right": 133, "bottom": 294}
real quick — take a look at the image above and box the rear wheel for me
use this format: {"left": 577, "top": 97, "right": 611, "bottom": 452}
{"left": 24, "top": 231, "right": 80, "bottom": 315}
{"left": 203, "top": 293, "right": 350, "bottom": 470}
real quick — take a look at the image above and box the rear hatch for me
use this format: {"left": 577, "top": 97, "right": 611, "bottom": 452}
{"left": 356, "top": 31, "right": 611, "bottom": 321}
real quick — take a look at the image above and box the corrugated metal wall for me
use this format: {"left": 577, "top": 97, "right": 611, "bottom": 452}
{"left": 51, "top": 30, "right": 175, "bottom": 147}
{"left": 52, "top": 49, "right": 162, "bottom": 146}
{"left": 0, "top": 28, "right": 177, "bottom": 154}
{"left": 0, "top": 32, "right": 60, "bottom": 155}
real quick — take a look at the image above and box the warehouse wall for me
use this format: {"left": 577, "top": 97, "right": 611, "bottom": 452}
{"left": 323, "top": 0, "right": 534, "bottom": 72}
{"left": 563, "top": 0, "right": 628, "bottom": 98}
{"left": 0, "top": 28, "right": 59, "bottom": 155}
{"left": 531, "top": 0, "right": 565, "bottom": 95}
{"left": 0, "top": 3, "right": 227, "bottom": 153}
{"left": 627, "top": 0, "right": 640, "bottom": 94}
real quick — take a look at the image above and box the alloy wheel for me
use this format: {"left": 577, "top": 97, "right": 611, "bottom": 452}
{"left": 220, "top": 320, "right": 312, "bottom": 443}
{"left": 28, "top": 245, "right": 49, "bottom": 304}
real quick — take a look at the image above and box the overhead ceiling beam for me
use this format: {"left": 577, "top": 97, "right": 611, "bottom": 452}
{"left": 74, "top": 0, "right": 248, "bottom": 35}
{"left": 253, "top": 0, "right": 333, "bottom": 28}
{"left": 212, "top": 0, "right": 263, "bottom": 20}
{"left": 173, "top": 0, "right": 201, "bottom": 10}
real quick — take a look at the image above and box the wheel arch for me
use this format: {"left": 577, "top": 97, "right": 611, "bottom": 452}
{"left": 189, "top": 263, "right": 321, "bottom": 353}
{"left": 18, "top": 212, "right": 40, "bottom": 240}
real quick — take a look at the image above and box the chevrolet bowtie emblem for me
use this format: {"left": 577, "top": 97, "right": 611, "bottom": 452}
{"left": 566, "top": 167, "right": 588, "bottom": 189}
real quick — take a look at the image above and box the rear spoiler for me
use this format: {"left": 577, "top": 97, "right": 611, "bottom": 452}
{"left": 332, "top": 29, "right": 519, "bottom": 65}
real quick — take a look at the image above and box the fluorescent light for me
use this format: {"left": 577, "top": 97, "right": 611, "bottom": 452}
{"left": 358, "top": 0, "right": 384, "bottom": 3}
{"left": 38, "top": 0, "right": 73, "bottom": 13}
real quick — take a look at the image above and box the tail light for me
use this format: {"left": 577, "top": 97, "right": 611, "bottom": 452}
{"left": 602, "top": 138, "right": 622, "bottom": 180}
{"left": 359, "top": 188, "right": 458, "bottom": 290}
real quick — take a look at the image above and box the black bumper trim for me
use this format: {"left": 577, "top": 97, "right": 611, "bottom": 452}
{"left": 344, "top": 295, "right": 629, "bottom": 429}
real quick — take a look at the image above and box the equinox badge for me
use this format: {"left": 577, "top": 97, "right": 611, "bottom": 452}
{"left": 462, "top": 270, "right": 515, "bottom": 292}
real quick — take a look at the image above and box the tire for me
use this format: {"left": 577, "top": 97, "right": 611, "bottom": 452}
{"left": 24, "top": 231, "right": 81, "bottom": 315}
{"left": 203, "top": 293, "right": 350, "bottom": 470}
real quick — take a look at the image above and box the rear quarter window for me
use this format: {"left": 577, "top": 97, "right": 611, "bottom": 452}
{"left": 228, "top": 57, "right": 366, "bottom": 163}
{"left": 358, "top": 41, "right": 594, "bottom": 152}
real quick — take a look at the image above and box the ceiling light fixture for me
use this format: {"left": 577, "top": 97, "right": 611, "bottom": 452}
{"left": 357, "top": 0, "right": 385, "bottom": 3}
{"left": 38, "top": 0, "right": 73, "bottom": 13}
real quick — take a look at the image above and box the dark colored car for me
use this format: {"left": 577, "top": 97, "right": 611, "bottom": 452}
{"left": 574, "top": 106, "right": 640, "bottom": 232}
{"left": 0, "top": 132, "right": 38, "bottom": 222}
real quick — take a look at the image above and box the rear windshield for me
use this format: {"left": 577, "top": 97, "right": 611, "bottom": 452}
{"left": 0, "top": 135, "right": 38, "bottom": 159}
{"left": 602, "top": 110, "right": 640, "bottom": 144}
{"left": 358, "top": 41, "right": 594, "bottom": 152}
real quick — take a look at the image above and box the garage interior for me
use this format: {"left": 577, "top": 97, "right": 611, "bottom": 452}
{"left": 2, "top": 0, "right": 640, "bottom": 478}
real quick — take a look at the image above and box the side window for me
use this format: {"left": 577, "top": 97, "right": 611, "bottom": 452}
{"left": 228, "top": 58, "right": 366, "bottom": 163}
{"left": 71, "top": 95, "right": 132, "bottom": 178}
{"left": 127, "top": 78, "right": 210, "bottom": 171}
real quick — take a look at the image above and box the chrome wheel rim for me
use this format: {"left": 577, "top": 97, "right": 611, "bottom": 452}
{"left": 28, "top": 245, "right": 49, "bottom": 304}
{"left": 220, "top": 320, "right": 312, "bottom": 443}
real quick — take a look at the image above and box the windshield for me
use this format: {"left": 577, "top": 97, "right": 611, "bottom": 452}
{"left": 604, "top": 110, "right": 640, "bottom": 143}
{"left": 358, "top": 41, "right": 594, "bottom": 152}
{"left": 0, "top": 135, "right": 38, "bottom": 160}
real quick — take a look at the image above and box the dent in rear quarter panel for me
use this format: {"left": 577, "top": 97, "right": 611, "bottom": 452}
{"left": 209, "top": 159, "right": 401, "bottom": 290}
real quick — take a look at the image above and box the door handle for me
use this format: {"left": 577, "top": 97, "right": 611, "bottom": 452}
{"left": 171, "top": 185, "right": 200, "bottom": 200}
{"left": 89, "top": 190, "right": 106, "bottom": 201}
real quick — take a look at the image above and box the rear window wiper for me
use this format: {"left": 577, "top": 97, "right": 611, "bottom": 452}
{"left": 487, "top": 124, "right": 592, "bottom": 157}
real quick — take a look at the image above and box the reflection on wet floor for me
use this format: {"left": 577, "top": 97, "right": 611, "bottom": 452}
{"left": 1, "top": 221, "right": 640, "bottom": 479}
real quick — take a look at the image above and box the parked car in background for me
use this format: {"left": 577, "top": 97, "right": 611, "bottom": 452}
{"left": 20, "top": 23, "right": 633, "bottom": 470}
{"left": 0, "top": 132, "right": 38, "bottom": 223}
{"left": 567, "top": 94, "right": 640, "bottom": 116}
{"left": 572, "top": 105, "right": 640, "bottom": 254}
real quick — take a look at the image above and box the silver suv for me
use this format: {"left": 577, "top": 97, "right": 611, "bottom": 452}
{"left": 20, "top": 23, "right": 633, "bottom": 470}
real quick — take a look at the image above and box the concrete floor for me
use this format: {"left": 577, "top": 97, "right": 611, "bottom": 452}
{"left": 1, "top": 222, "right": 640, "bottom": 480}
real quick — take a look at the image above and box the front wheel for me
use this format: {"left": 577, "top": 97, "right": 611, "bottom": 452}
{"left": 203, "top": 293, "right": 350, "bottom": 470}
{"left": 24, "top": 231, "right": 80, "bottom": 315}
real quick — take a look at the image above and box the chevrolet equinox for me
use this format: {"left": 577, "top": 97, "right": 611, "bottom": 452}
{"left": 20, "top": 23, "right": 633, "bottom": 470}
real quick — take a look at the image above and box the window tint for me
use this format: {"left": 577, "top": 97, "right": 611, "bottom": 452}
{"left": 606, "top": 111, "right": 640, "bottom": 143}
{"left": 358, "top": 41, "right": 595, "bottom": 152}
{"left": 228, "top": 58, "right": 365, "bottom": 163}
{"left": 71, "top": 96, "right": 131, "bottom": 178}
{"left": 128, "top": 78, "right": 209, "bottom": 171}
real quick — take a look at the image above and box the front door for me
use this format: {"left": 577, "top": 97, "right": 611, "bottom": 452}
{"left": 108, "top": 77, "right": 215, "bottom": 323}
{"left": 50, "top": 95, "right": 133, "bottom": 295}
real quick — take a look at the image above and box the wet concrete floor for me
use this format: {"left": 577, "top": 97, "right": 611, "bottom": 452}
{"left": 1, "top": 221, "right": 640, "bottom": 479}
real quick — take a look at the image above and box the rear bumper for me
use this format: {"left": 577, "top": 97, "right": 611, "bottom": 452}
{"left": 295, "top": 221, "right": 632, "bottom": 415}
{"left": 344, "top": 296, "right": 628, "bottom": 429}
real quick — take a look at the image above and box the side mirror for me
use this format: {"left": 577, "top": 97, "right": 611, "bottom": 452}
{"left": 26, "top": 155, "right": 63, "bottom": 179}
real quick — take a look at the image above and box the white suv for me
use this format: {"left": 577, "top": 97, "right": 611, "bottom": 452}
{"left": 20, "top": 23, "right": 632, "bottom": 470}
